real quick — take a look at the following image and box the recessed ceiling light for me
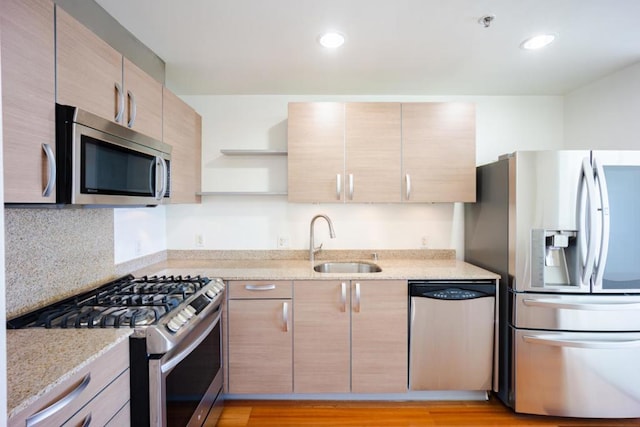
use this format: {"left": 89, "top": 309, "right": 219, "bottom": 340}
{"left": 318, "top": 32, "right": 345, "bottom": 49}
{"left": 521, "top": 34, "right": 556, "bottom": 50}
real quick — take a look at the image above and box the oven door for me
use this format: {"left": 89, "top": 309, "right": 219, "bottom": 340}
{"left": 149, "top": 309, "right": 223, "bottom": 427}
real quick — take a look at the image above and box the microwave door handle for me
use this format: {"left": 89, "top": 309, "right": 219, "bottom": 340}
{"left": 154, "top": 157, "right": 168, "bottom": 200}
{"left": 592, "top": 158, "right": 610, "bottom": 290}
{"left": 579, "top": 157, "right": 597, "bottom": 286}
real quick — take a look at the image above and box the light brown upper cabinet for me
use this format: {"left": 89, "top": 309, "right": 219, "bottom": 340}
{"left": 401, "top": 103, "right": 476, "bottom": 202}
{"left": 1, "top": 0, "right": 56, "bottom": 203}
{"left": 287, "top": 102, "right": 476, "bottom": 203}
{"left": 345, "top": 103, "right": 402, "bottom": 202}
{"left": 288, "top": 102, "right": 401, "bottom": 203}
{"left": 163, "top": 87, "right": 202, "bottom": 204}
{"left": 288, "top": 102, "right": 345, "bottom": 202}
{"left": 56, "top": 7, "right": 162, "bottom": 141}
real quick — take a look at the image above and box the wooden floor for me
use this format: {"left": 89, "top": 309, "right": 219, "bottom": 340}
{"left": 213, "top": 398, "right": 640, "bottom": 426}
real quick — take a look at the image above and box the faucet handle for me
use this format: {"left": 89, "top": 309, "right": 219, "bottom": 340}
{"left": 314, "top": 242, "right": 324, "bottom": 254}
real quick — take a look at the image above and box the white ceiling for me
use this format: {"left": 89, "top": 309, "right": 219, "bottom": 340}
{"left": 94, "top": 0, "right": 640, "bottom": 96}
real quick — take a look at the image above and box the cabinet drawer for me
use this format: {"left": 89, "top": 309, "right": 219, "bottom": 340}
{"left": 62, "top": 370, "right": 130, "bottom": 427}
{"left": 9, "top": 339, "right": 129, "bottom": 427}
{"left": 228, "top": 280, "right": 292, "bottom": 299}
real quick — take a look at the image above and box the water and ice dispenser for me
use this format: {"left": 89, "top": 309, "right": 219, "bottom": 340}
{"left": 531, "top": 229, "right": 579, "bottom": 288}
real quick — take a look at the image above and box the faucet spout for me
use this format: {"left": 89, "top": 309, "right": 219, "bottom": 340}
{"left": 310, "top": 214, "right": 336, "bottom": 264}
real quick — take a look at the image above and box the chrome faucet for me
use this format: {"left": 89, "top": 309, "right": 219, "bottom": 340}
{"left": 309, "top": 214, "right": 336, "bottom": 264}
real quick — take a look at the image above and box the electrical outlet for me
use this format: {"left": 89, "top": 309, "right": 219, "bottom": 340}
{"left": 195, "top": 234, "right": 205, "bottom": 248}
{"left": 420, "top": 236, "right": 428, "bottom": 249}
{"left": 277, "top": 235, "right": 290, "bottom": 249}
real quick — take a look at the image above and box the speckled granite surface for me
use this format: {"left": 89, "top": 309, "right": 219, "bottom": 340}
{"left": 133, "top": 251, "right": 499, "bottom": 281}
{"left": 5, "top": 208, "right": 115, "bottom": 318}
{"left": 6, "top": 329, "right": 132, "bottom": 419}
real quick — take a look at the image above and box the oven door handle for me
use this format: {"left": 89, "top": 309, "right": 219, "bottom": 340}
{"left": 160, "top": 309, "right": 221, "bottom": 375}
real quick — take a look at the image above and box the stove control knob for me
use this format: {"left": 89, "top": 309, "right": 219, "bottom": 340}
{"left": 167, "top": 319, "right": 182, "bottom": 333}
{"left": 183, "top": 306, "right": 196, "bottom": 318}
{"left": 174, "top": 313, "right": 188, "bottom": 325}
{"left": 205, "top": 289, "right": 216, "bottom": 299}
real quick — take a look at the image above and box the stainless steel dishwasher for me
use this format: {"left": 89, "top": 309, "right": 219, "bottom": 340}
{"left": 409, "top": 280, "right": 496, "bottom": 392}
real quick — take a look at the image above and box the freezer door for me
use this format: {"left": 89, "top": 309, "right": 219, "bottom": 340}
{"left": 514, "top": 329, "right": 640, "bottom": 418}
{"left": 513, "top": 293, "right": 640, "bottom": 331}
{"left": 511, "top": 151, "right": 591, "bottom": 293}
{"left": 591, "top": 151, "right": 640, "bottom": 293}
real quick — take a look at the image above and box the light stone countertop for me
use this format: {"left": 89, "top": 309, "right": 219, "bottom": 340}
{"left": 132, "top": 257, "right": 500, "bottom": 281}
{"left": 6, "top": 329, "right": 132, "bottom": 420}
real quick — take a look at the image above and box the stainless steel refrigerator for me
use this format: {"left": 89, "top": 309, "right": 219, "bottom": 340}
{"left": 465, "top": 150, "right": 640, "bottom": 418}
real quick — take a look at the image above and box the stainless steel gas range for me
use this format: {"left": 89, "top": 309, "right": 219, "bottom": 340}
{"left": 8, "top": 274, "right": 226, "bottom": 427}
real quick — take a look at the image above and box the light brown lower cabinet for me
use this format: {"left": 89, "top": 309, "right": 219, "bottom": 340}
{"left": 227, "top": 281, "right": 293, "bottom": 394}
{"left": 293, "top": 280, "right": 408, "bottom": 394}
{"left": 8, "top": 338, "right": 130, "bottom": 427}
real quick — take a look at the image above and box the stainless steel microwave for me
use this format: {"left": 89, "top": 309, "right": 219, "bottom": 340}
{"left": 55, "top": 104, "right": 171, "bottom": 206}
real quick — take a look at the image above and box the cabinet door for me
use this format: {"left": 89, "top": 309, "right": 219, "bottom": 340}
{"left": 56, "top": 7, "right": 123, "bottom": 124}
{"left": 402, "top": 103, "right": 476, "bottom": 202}
{"left": 123, "top": 58, "right": 163, "bottom": 140}
{"left": 351, "top": 280, "right": 408, "bottom": 393}
{"left": 287, "top": 102, "right": 345, "bottom": 202}
{"left": 163, "top": 87, "right": 202, "bottom": 204}
{"left": 228, "top": 299, "right": 292, "bottom": 393}
{"left": 1, "top": 0, "right": 56, "bottom": 203}
{"left": 293, "top": 281, "right": 350, "bottom": 393}
{"left": 345, "top": 103, "right": 401, "bottom": 202}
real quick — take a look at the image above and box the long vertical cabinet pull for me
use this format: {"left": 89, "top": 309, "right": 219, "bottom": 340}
{"left": 41, "top": 143, "right": 56, "bottom": 197}
{"left": 336, "top": 174, "right": 342, "bottom": 200}
{"left": 354, "top": 282, "right": 361, "bottom": 313}
{"left": 341, "top": 282, "right": 347, "bottom": 312}
{"left": 127, "top": 90, "right": 137, "bottom": 128}
{"left": 81, "top": 413, "right": 92, "bottom": 427}
{"left": 348, "top": 174, "right": 354, "bottom": 200}
{"left": 282, "top": 302, "right": 289, "bottom": 332}
{"left": 114, "top": 82, "right": 125, "bottom": 123}
{"left": 592, "top": 158, "right": 610, "bottom": 290}
{"left": 405, "top": 174, "right": 412, "bottom": 200}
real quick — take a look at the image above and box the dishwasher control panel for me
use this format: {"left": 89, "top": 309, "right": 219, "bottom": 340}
{"left": 423, "top": 288, "right": 484, "bottom": 299}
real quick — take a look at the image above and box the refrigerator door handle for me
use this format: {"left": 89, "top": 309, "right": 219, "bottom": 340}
{"left": 592, "top": 157, "right": 610, "bottom": 290}
{"left": 523, "top": 334, "right": 640, "bottom": 349}
{"left": 579, "top": 157, "right": 597, "bottom": 286}
{"left": 522, "top": 298, "right": 640, "bottom": 311}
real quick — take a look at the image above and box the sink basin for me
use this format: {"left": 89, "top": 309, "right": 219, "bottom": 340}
{"left": 313, "top": 262, "right": 382, "bottom": 274}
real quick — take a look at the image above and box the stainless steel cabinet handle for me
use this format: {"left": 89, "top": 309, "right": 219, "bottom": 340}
{"left": 283, "top": 302, "right": 289, "bottom": 332}
{"left": 523, "top": 335, "right": 640, "bottom": 349}
{"left": 336, "top": 174, "right": 342, "bottom": 200}
{"left": 127, "top": 90, "right": 137, "bottom": 128}
{"left": 245, "top": 284, "right": 276, "bottom": 291}
{"left": 26, "top": 373, "right": 91, "bottom": 427}
{"left": 114, "top": 82, "right": 125, "bottom": 123}
{"left": 41, "top": 143, "right": 56, "bottom": 197}
{"left": 354, "top": 282, "right": 361, "bottom": 313}
{"left": 592, "top": 157, "right": 610, "bottom": 290}
{"left": 341, "top": 282, "right": 347, "bottom": 312}
{"left": 523, "top": 298, "right": 640, "bottom": 311}
{"left": 348, "top": 173, "right": 354, "bottom": 200}
{"left": 81, "top": 413, "right": 92, "bottom": 427}
{"left": 405, "top": 173, "right": 411, "bottom": 200}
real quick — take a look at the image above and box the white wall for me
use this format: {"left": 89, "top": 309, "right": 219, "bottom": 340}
{"left": 113, "top": 206, "right": 167, "bottom": 264}
{"left": 162, "top": 95, "right": 563, "bottom": 257}
{"left": 565, "top": 61, "right": 640, "bottom": 149}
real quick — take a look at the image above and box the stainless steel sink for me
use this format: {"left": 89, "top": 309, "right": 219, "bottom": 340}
{"left": 313, "top": 262, "right": 382, "bottom": 274}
